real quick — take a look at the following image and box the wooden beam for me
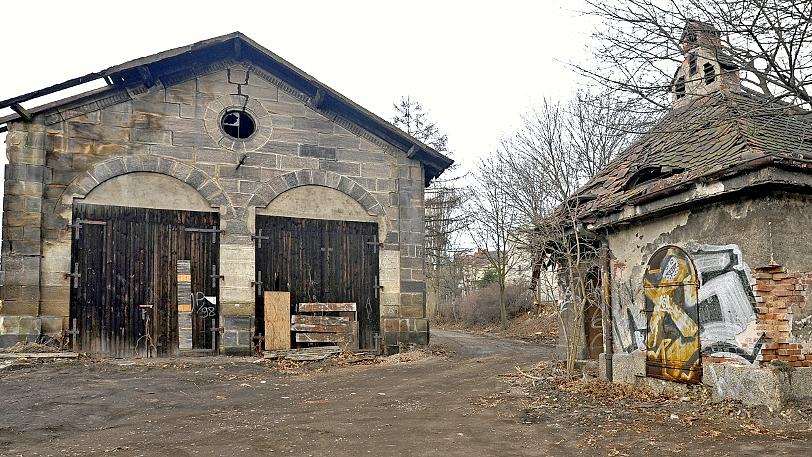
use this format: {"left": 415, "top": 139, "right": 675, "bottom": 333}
{"left": 0, "top": 71, "right": 106, "bottom": 110}
{"left": 295, "top": 332, "right": 350, "bottom": 343}
{"left": 9, "top": 103, "right": 32, "bottom": 121}
{"left": 234, "top": 37, "right": 243, "bottom": 60}
{"left": 291, "top": 322, "right": 351, "bottom": 333}
{"left": 138, "top": 66, "right": 156, "bottom": 88}
{"left": 0, "top": 352, "right": 78, "bottom": 359}
{"left": 297, "top": 302, "right": 356, "bottom": 312}
{"left": 311, "top": 88, "right": 325, "bottom": 109}
{"left": 291, "top": 315, "right": 350, "bottom": 326}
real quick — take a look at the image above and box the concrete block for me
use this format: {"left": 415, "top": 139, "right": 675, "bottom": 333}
{"left": 611, "top": 351, "right": 646, "bottom": 385}
{"left": 789, "top": 367, "right": 812, "bottom": 400}
{"left": 703, "top": 363, "right": 788, "bottom": 409}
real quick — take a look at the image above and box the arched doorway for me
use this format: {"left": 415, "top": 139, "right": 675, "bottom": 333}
{"left": 644, "top": 246, "right": 702, "bottom": 383}
{"left": 69, "top": 172, "right": 220, "bottom": 357}
{"left": 255, "top": 185, "right": 381, "bottom": 350}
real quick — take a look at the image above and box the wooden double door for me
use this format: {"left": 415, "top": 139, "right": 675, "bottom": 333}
{"left": 255, "top": 216, "right": 380, "bottom": 349}
{"left": 70, "top": 203, "right": 220, "bottom": 357}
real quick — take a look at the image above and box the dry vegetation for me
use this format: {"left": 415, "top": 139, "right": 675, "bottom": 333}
{"left": 435, "top": 302, "right": 559, "bottom": 343}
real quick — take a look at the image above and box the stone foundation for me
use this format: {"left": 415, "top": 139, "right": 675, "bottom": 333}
{"left": 609, "top": 351, "right": 812, "bottom": 409}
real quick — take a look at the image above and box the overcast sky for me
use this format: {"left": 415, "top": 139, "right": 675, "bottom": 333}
{"left": 0, "top": 0, "right": 593, "bottom": 172}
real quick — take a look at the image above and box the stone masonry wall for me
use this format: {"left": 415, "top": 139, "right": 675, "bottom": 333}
{"left": 0, "top": 62, "right": 429, "bottom": 354}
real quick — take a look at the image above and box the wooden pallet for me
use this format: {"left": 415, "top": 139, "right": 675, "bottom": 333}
{"left": 292, "top": 303, "right": 358, "bottom": 350}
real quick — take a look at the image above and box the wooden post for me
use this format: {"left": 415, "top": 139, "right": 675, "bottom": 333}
{"left": 264, "top": 291, "right": 291, "bottom": 350}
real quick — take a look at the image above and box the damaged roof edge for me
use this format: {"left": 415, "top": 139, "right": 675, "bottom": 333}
{"left": 588, "top": 157, "right": 812, "bottom": 229}
{"left": 0, "top": 32, "right": 453, "bottom": 183}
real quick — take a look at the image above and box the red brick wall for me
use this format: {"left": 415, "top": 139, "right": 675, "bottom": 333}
{"left": 753, "top": 265, "right": 812, "bottom": 367}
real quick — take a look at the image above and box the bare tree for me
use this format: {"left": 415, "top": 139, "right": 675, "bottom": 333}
{"left": 391, "top": 96, "right": 467, "bottom": 316}
{"left": 468, "top": 154, "right": 523, "bottom": 329}
{"left": 574, "top": 0, "right": 812, "bottom": 119}
{"left": 491, "top": 92, "right": 632, "bottom": 374}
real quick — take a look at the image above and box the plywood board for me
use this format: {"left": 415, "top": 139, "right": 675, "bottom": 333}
{"left": 297, "top": 302, "right": 356, "bottom": 312}
{"left": 264, "top": 291, "right": 291, "bottom": 350}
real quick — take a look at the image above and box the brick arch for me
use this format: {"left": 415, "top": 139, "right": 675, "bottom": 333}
{"left": 56, "top": 155, "right": 232, "bottom": 215}
{"left": 251, "top": 169, "right": 384, "bottom": 216}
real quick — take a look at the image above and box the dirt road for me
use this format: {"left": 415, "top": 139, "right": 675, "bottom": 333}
{"left": 0, "top": 330, "right": 808, "bottom": 456}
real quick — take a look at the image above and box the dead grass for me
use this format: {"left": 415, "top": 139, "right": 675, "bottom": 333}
{"left": 435, "top": 309, "right": 559, "bottom": 341}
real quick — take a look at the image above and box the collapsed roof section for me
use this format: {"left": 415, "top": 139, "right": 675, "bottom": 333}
{"left": 0, "top": 32, "right": 453, "bottom": 186}
{"left": 571, "top": 90, "right": 812, "bottom": 228}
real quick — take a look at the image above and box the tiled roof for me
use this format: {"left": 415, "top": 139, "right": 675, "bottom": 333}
{"left": 573, "top": 90, "right": 812, "bottom": 218}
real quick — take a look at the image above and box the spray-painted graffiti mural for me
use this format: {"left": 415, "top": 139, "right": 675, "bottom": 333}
{"left": 612, "top": 243, "right": 763, "bottom": 368}
{"left": 644, "top": 246, "right": 702, "bottom": 384}
{"left": 613, "top": 279, "right": 646, "bottom": 353}
{"left": 692, "top": 245, "right": 762, "bottom": 363}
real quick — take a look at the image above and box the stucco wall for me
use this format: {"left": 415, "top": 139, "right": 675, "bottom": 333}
{"left": 608, "top": 191, "right": 812, "bottom": 367}
{"left": 0, "top": 63, "right": 428, "bottom": 354}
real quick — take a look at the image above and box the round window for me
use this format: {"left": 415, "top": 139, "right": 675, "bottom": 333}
{"left": 220, "top": 110, "right": 256, "bottom": 139}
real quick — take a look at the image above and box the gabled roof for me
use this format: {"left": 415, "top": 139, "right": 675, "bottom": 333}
{"left": 0, "top": 32, "right": 453, "bottom": 184}
{"left": 573, "top": 90, "right": 812, "bottom": 224}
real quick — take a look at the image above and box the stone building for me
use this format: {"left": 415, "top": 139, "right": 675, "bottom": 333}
{"left": 569, "top": 21, "right": 812, "bottom": 407}
{"left": 0, "top": 33, "right": 452, "bottom": 355}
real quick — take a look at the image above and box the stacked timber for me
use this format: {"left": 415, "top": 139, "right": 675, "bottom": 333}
{"left": 292, "top": 303, "right": 358, "bottom": 350}
{"left": 262, "top": 345, "right": 341, "bottom": 361}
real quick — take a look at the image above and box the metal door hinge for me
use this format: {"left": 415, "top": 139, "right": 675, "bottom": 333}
{"left": 252, "top": 229, "right": 270, "bottom": 249}
{"left": 250, "top": 270, "right": 263, "bottom": 296}
{"left": 185, "top": 225, "right": 223, "bottom": 244}
{"left": 67, "top": 219, "right": 106, "bottom": 239}
{"left": 65, "top": 262, "right": 81, "bottom": 288}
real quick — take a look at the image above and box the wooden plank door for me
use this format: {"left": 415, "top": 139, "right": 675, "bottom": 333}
{"left": 70, "top": 203, "right": 219, "bottom": 357}
{"left": 255, "top": 216, "right": 380, "bottom": 349}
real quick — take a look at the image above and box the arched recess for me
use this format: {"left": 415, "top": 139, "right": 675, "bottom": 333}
{"left": 250, "top": 170, "right": 385, "bottom": 217}
{"left": 80, "top": 172, "right": 216, "bottom": 212}
{"left": 258, "top": 185, "right": 377, "bottom": 223}
{"left": 56, "top": 155, "right": 231, "bottom": 221}
{"left": 253, "top": 182, "right": 389, "bottom": 350}
{"left": 643, "top": 246, "right": 702, "bottom": 384}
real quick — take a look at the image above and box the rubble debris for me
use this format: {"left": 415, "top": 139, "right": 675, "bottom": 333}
{"left": 0, "top": 341, "right": 78, "bottom": 359}
{"left": 0, "top": 342, "right": 60, "bottom": 353}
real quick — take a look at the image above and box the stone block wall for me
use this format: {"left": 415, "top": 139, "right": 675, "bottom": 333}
{"left": 0, "top": 120, "right": 46, "bottom": 346}
{"left": 0, "top": 62, "right": 431, "bottom": 354}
